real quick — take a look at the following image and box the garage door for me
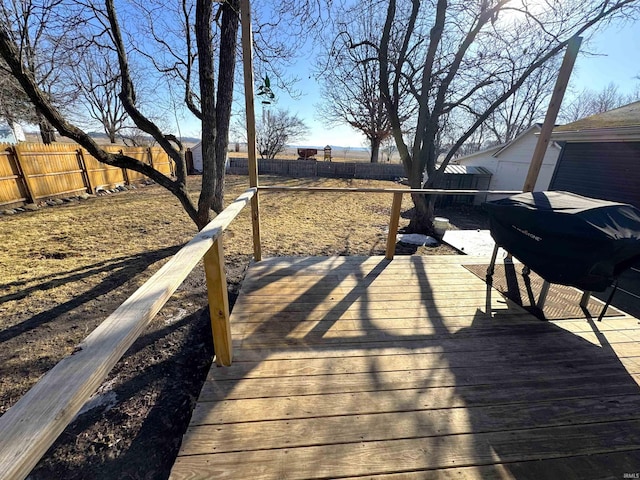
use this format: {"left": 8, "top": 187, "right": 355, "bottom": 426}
{"left": 550, "top": 142, "right": 640, "bottom": 208}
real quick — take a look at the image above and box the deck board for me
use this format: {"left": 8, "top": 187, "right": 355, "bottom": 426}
{"left": 170, "top": 255, "right": 640, "bottom": 479}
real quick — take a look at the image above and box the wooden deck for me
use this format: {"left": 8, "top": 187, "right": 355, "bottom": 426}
{"left": 170, "top": 255, "right": 640, "bottom": 479}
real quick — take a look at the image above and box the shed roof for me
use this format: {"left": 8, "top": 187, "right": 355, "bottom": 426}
{"left": 444, "top": 164, "right": 492, "bottom": 175}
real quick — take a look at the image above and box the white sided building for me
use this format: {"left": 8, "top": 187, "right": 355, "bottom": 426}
{"left": 190, "top": 141, "right": 203, "bottom": 172}
{"left": 189, "top": 141, "right": 229, "bottom": 173}
{"left": 454, "top": 124, "right": 561, "bottom": 202}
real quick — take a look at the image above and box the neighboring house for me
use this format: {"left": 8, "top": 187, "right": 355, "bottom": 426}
{"left": 550, "top": 101, "right": 640, "bottom": 208}
{"left": 454, "top": 124, "right": 562, "bottom": 202}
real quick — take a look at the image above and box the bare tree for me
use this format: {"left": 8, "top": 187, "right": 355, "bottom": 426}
{"left": 381, "top": 136, "right": 397, "bottom": 163}
{"left": 478, "top": 60, "right": 560, "bottom": 144}
{"left": 73, "top": 53, "right": 128, "bottom": 143}
{"left": 0, "top": 65, "right": 39, "bottom": 128}
{"left": 441, "top": 61, "right": 559, "bottom": 156}
{"left": 0, "top": 0, "right": 239, "bottom": 228}
{"left": 119, "top": 127, "right": 155, "bottom": 147}
{"left": 255, "top": 108, "right": 309, "bottom": 159}
{"left": 1, "top": 0, "right": 330, "bottom": 229}
{"left": 318, "top": 6, "right": 405, "bottom": 163}
{"left": 371, "top": 0, "right": 639, "bottom": 233}
{"left": 561, "top": 82, "right": 640, "bottom": 122}
{"left": 0, "top": 0, "right": 83, "bottom": 143}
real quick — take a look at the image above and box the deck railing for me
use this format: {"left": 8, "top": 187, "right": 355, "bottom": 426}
{"left": 0, "top": 183, "right": 522, "bottom": 480}
{"left": 0, "top": 188, "right": 255, "bottom": 480}
{"left": 255, "top": 185, "right": 521, "bottom": 260}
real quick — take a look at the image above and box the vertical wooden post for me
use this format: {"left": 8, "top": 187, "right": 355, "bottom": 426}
{"left": 185, "top": 149, "right": 194, "bottom": 175}
{"left": 121, "top": 167, "right": 130, "bottom": 186}
{"left": 119, "top": 149, "right": 131, "bottom": 185}
{"left": 523, "top": 36, "right": 582, "bottom": 192}
{"left": 204, "top": 238, "right": 232, "bottom": 366}
{"left": 385, "top": 192, "right": 403, "bottom": 260}
{"left": 76, "top": 148, "right": 94, "bottom": 194}
{"left": 240, "top": 0, "right": 262, "bottom": 261}
{"left": 12, "top": 144, "right": 36, "bottom": 204}
{"left": 146, "top": 147, "right": 154, "bottom": 169}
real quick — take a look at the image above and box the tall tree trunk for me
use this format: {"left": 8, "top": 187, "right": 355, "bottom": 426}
{"left": 370, "top": 137, "right": 380, "bottom": 163}
{"left": 212, "top": 0, "right": 239, "bottom": 214}
{"left": 408, "top": 194, "right": 435, "bottom": 234}
{"left": 195, "top": 0, "right": 216, "bottom": 229}
{"left": 406, "top": 138, "right": 437, "bottom": 234}
{"left": 407, "top": 172, "right": 436, "bottom": 235}
{"left": 38, "top": 114, "right": 56, "bottom": 144}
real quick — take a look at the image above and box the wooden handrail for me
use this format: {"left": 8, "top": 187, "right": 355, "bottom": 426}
{"left": 258, "top": 185, "right": 521, "bottom": 195}
{"left": 0, "top": 187, "right": 256, "bottom": 480}
{"left": 257, "top": 185, "right": 521, "bottom": 260}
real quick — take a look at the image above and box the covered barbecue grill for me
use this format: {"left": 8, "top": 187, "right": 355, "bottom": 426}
{"left": 484, "top": 191, "right": 640, "bottom": 294}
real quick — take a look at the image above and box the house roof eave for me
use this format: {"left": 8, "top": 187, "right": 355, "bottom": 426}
{"left": 550, "top": 126, "right": 640, "bottom": 143}
{"left": 455, "top": 144, "right": 503, "bottom": 163}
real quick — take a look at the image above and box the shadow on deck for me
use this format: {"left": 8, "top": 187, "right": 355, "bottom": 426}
{"left": 170, "top": 255, "right": 640, "bottom": 479}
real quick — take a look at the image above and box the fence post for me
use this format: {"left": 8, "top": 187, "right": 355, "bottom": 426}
{"left": 385, "top": 192, "right": 403, "bottom": 260}
{"left": 203, "top": 237, "right": 232, "bottom": 366}
{"left": 146, "top": 147, "right": 154, "bottom": 169}
{"left": 11, "top": 145, "right": 36, "bottom": 204}
{"left": 119, "top": 149, "right": 130, "bottom": 186}
{"left": 76, "top": 148, "right": 93, "bottom": 194}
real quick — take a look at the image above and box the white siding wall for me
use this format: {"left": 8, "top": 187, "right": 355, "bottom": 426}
{"left": 190, "top": 143, "right": 230, "bottom": 173}
{"left": 458, "top": 130, "right": 560, "bottom": 201}
{"left": 191, "top": 142, "right": 203, "bottom": 172}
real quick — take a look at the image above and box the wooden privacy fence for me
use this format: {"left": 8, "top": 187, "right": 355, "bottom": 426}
{"left": 0, "top": 143, "right": 175, "bottom": 207}
{"left": 228, "top": 156, "right": 406, "bottom": 180}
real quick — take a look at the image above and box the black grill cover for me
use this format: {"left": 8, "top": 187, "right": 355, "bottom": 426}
{"left": 484, "top": 191, "right": 640, "bottom": 291}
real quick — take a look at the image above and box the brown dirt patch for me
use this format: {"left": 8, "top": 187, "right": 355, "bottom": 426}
{"left": 0, "top": 175, "right": 483, "bottom": 479}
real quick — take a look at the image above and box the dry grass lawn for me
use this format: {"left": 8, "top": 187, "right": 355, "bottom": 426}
{"left": 0, "top": 174, "right": 466, "bottom": 479}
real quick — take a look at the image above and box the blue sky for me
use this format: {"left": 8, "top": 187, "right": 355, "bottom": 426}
{"left": 180, "top": 15, "right": 640, "bottom": 147}
{"left": 294, "top": 18, "right": 639, "bottom": 147}
{"left": 574, "top": 19, "right": 639, "bottom": 93}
